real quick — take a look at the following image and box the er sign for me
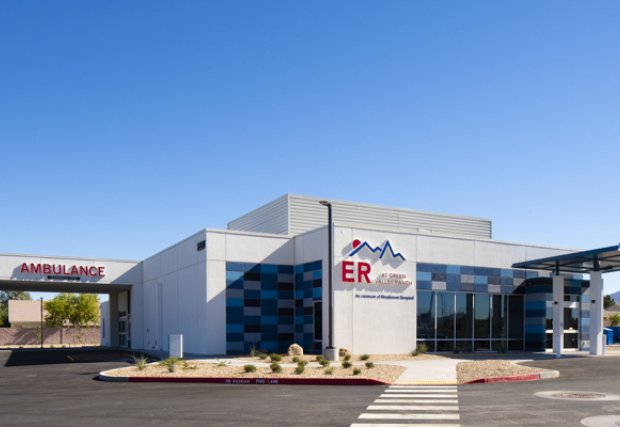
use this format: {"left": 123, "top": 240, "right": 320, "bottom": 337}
{"left": 341, "top": 239, "right": 412, "bottom": 285}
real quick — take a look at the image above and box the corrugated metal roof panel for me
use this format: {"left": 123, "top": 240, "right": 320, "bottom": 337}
{"left": 228, "top": 194, "right": 492, "bottom": 239}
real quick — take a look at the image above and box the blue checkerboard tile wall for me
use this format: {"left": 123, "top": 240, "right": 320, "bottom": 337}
{"left": 295, "top": 260, "right": 322, "bottom": 354}
{"left": 226, "top": 260, "right": 322, "bottom": 355}
{"left": 416, "top": 263, "right": 541, "bottom": 294}
{"left": 226, "top": 262, "right": 295, "bottom": 354}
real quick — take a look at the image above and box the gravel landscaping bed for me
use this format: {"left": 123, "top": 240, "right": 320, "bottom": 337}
{"left": 457, "top": 359, "right": 545, "bottom": 384}
{"left": 102, "top": 359, "right": 406, "bottom": 383}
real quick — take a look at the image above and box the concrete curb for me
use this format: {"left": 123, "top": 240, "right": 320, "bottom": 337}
{"left": 463, "top": 368, "right": 559, "bottom": 384}
{"left": 98, "top": 369, "right": 388, "bottom": 385}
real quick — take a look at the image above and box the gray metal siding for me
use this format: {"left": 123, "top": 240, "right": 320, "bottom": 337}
{"left": 227, "top": 195, "right": 289, "bottom": 234}
{"left": 289, "top": 195, "right": 491, "bottom": 239}
{"left": 228, "top": 194, "right": 492, "bottom": 239}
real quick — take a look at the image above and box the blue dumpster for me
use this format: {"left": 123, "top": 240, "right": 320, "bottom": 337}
{"left": 604, "top": 328, "right": 614, "bottom": 345}
{"left": 611, "top": 327, "right": 620, "bottom": 344}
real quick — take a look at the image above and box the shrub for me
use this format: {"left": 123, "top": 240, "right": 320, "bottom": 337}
{"left": 249, "top": 344, "right": 257, "bottom": 357}
{"left": 159, "top": 357, "right": 181, "bottom": 373}
{"left": 417, "top": 343, "right": 428, "bottom": 354}
{"left": 270, "top": 362, "right": 282, "bottom": 373}
{"left": 294, "top": 362, "right": 305, "bottom": 375}
{"left": 216, "top": 361, "right": 229, "bottom": 368}
{"left": 292, "top": 356, "right": 300, "bottom": 363}
{"left": 182, "top": 361, "right": 197, "bottom": 370}
{"left": 319, "top": 358, "right": 330, "bottom": 367}
{"left": 269, "top": 353, "right": 282, "bottom": 362}
{"left": 243, "top": 364, "right": 257, "bottom": 373}
{"left": 324, "top": 367, "right": 334, "bottom": 375}
{"left": 343, "top": 353, "right": 351, "bottom": 362}
{"left": 341, "top": 361, "right": 352, "bottom": 369}
{"left": 258, "top": 352, "right": 268, "bottom": 360}
{"left": 610, "top": 313, "right": 620, "bottom": 327}
{"left": 360, "top": 354, "right": 370, "bottom": 361}
{"left": 315, "top": 355, "right": 323, "bottom": 362}
{"left": 133, "top": 355, "right": 148, "bottom": 371}
{"left": 365, "top": 361, "right": 374, "bottom": 369}
{"left": 353, "top": 368, "right": 362, "bottom": 375}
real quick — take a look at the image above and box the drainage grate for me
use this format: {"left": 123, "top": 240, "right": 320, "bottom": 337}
{"left": 553, "top": 392, "right": 606, "bottom": 399}
{"left": 536, "top": 391, "right": 620, "bottom": 402}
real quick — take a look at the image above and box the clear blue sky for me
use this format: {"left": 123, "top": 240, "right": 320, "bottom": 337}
{"left": 1, "top": 1, "right": 619, "bottom": 298}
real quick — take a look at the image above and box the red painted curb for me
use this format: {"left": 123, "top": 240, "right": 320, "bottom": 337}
{"left": 464, "top": 373, "right": 541, "bottom": 384}
{"left": 125, "top": 376, "right": 387, "bottom": 385}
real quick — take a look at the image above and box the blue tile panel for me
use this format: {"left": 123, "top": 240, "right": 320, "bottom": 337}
{"left": 294, "top": 261, "right": 323, "bottom": 354}
{"left": 523, "top": 277, "right": 589, "bottom": 351}
{"left": 417, "top": 263, "right": 539, "bottom": 294}
{"left": 226, "top": 261, "right": 322, "bottom": 355}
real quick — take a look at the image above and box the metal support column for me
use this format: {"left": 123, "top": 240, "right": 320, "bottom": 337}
{"left": 552, "top": 266, "right": 564, "bottom": 358}
{"left": 590, "top": 269, "right": 604, "bottom": 355}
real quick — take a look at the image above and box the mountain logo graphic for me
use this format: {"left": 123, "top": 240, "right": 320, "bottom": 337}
{"left": 347, "top": 239, "right": 406, "bottom": 261}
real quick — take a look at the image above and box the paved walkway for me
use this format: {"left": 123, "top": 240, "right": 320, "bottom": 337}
{"left": 385, "top": 358, "right": 465, "bottom": 385}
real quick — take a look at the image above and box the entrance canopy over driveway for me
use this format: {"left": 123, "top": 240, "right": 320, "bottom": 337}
{"left": 512, "top": 244, "right": 620, "bottom": 274}
{"left": 512, "top": 244, "right": 620, "bottom": 357}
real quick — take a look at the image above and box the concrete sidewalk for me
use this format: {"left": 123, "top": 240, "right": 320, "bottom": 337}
{"left": 384, "top": 358, "right": 465, "bottom": 385}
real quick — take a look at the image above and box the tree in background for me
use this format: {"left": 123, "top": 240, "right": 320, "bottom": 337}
{"left": 0, "top": 290, "right": 32, "bottom": 327}
{"left": 604, "top": 294, "right": 616, "bottom": 310}
{"left": 44, "top": 293, "right": 100, "bottom": 328}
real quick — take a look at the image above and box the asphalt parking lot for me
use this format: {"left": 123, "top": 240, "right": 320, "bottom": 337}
{"left": 459, "top": 356, "right": 620, "bottom": 427}
{"left": 0, "top": 349, "right": 382, "bottom": 427}
{"left": 2, "top": 349, "right": 620, "bottom": 427}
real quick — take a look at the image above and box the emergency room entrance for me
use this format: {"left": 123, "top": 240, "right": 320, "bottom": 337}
{"left": 0, "top": 279, "right": 132, "bottom": 349}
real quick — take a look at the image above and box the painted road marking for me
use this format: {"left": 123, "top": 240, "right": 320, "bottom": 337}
{"left": 351, "top": 384, "right": 461, "bottom": 427}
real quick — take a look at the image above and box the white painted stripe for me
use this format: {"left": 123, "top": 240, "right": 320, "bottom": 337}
{"left": 389, "top": 385, "right": 457, "bottom": 389}
{"left": 360, "top": 413, "right": 460, "bottom": 420}
{"left": 351, "top": 424, "right": 460, "bottom": 427}
{"left": 374, "top": 399, "right": 458, "bottom": 404}
{"left": 379, "top": 393, "right": 457, "bottom": 399}
{"left": 367, "top": 405, "right": 459, "bottom": 411}
{"left": 385, "top": 388, "right": 456, "bottom": 394}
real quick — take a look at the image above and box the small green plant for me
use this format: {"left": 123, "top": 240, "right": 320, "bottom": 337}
{"left": 270, "top": 362, "right": 282, "bottom": 373}
{"left": 182, "top": 361, "right": 197, "bottom": 370}
{"left": 133, "top": 355, "right": 148, "bottom": 371}
{"left": 294, "top": 362, "right": 305, "bottom": 375}
{"left": 159, "top": 357, "right": 181, "bottom": 373}
{"left": 343, "top": 353, "right": 351, "bottom": 362}
{"left": 352, "top": 368, "right": 362, "bottom": 375}
{"left": 315, "top": 355, "right": 324, "bottom": 362}
{"left": 412, "top": 343, "right": 428, "bottom": 356}
{"left": 360, "top": 354, "right": 370, "bottom": 361}
{"left": 609, "top": 313, "right": 620, "bottom": 327}
{"left": 249, "top": 344, "right": 257, "bottom": 357}
{"left": 269, "top": 353, "right": 282, "bottom": 362}
{"left": 216, "top": 361, "right": 230, "bottom": 368}
{"left": 365, "top": 361, "right": 374, "bottom": 369}
{"left": 341, "top": 360, "right": 352, "bottom": 369}
{"left": 258, "top": 352, "right": 268, "bottom": 360}
{"left": 292, "top": 356, "right": 300, "bottom": 363}
{"left": 319, "top": 358, "right": 330, "bottom": 367}
{"left": 324, "top": 367, "right": 334, "bottom": 375}
{"left": 243, "top": 364, "right": 257, "bottom": 373}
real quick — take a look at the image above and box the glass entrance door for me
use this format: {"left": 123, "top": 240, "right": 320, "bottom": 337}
{"left": 545, "top": 296, "right": 580, "bottom": 350}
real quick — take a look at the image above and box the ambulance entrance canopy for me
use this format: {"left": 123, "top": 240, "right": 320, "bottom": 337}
{"left": 513, "top": 244, "right": 620, "bottom": 356}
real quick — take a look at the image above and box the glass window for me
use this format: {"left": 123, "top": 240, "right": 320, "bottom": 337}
{"left": 417, "top": 291, "right": 435, "bottom": 339}
{"left": 314, "top": 301, "right": 322, "bottom": 340}
{"left": 492, "top": 295, "right": 507, "bottom": 339}
{"left": 456, "top": 293, "right": 473, "bottom": 339}
{"left": 474, "top": 294, "right": 490, "bottom": 339}
{"left": 508, "top": 295, "right": 524, "bottom": 340}
{"left": 436, "top": 292, "right": 454, "bottom": 339}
